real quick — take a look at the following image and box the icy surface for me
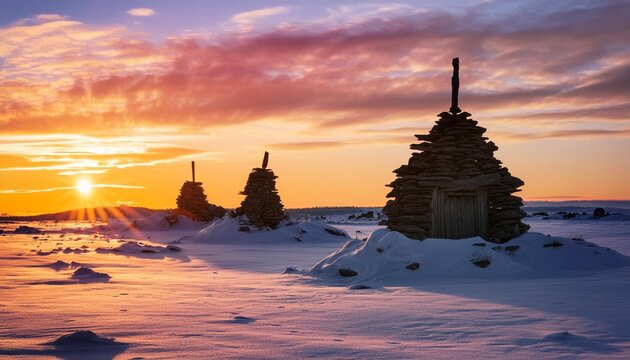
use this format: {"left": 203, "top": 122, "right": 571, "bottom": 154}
{"left": 0, "top": 206, "right": 629, "bottom": 359}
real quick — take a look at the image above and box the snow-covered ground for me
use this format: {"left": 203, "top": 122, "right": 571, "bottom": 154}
{"left": 0, "top": 203, "right": 629, "bottom": 359}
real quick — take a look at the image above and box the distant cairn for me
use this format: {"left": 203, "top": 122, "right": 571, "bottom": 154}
{"left": 236, "top": 152, "right": 286, "bottom": 228}
{"left": 176, "top": 161, "right": 226, "bottom": 221}
{"left": 383, "top": 58, "right": 529, "bottom": 243}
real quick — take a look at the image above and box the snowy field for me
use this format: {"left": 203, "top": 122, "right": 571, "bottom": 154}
{"left": 1, "top": 202, "right": 629, "bottom": 359}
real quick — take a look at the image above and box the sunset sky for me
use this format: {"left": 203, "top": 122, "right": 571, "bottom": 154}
{"left": 0, "top": 0, "right": 628, "bottom": 215}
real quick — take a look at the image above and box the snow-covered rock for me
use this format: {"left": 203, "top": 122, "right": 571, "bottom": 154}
{"left": 96, "top": 241, "right": 182, "bottom": 255}
{"left": 71, "top": 267, "right": 111, "bottom": 282}
{"left": 14, "top": 225, "right": 42, "bottom": 234}
{"left": 184, "top": 217, "right": 350, "bottom": 244}
{"left": 310, "top": 230, "right": 630, "bottom": 283}
{"left": 47, "top": 260, "right": 70, "bottom": 270}
{"left": 47, "top": 330, "right": 121, "bottom": 347}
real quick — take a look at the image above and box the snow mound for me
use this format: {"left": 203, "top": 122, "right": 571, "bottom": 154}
{"left": 105, "top": 211, "right": 203, "bottom": 232}
{"left": 47, "top": 330, "right": 121, "bottom": 347}
{"left": 310, "top": 230, "right": 630, "bottom": 283}
{"left": 62, "top": 247, "right": 89, "bottom": 254}
{"left": 184, "top": 217, "right": 350, "bottom": 244}
{"left": 47, "top": 260, "right": 70, "bottom": 270}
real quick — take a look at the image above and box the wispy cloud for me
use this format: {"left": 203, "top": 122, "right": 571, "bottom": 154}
{"left": 127, "top": 8, "right": 156, "bottom": 17}
{"left": 269, "top": 141, "right": 349, "bottom": 151}
{"left": 324, "top": 3, "right": 419, "bottom": 24}
{"left": 230, "top": 6, "right": 291, "bottom": 29}
{"left": 0, "top": 184, "right": 145, "bottom": 194}
{"left": 357, "top": 126, "right": 430, "bottom": 135}
{"left": 497, "top": 128, "right": 630, "bottom": 141}
{"left": 268, "top": 134, "right": 422, "bottom": 151}
{"left": 0, "top": 135, "right": 205, "bottom": 175}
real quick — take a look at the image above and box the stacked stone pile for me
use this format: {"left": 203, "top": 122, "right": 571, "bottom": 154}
{"left": 383, "top": 58, "right": 528, "bottom": 243}
{"left": 237, "top": 153, "right": 286, "bottom": 228}
{"left": 383, "top": 111, "right": 528, "bottom": 242}
{"left": 176, "top": 181, "right": 226, "bottom": 221}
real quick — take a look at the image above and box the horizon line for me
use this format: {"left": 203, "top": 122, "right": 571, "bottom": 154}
{"left": 2, "top": 199, "right": 630, "bottom": 218}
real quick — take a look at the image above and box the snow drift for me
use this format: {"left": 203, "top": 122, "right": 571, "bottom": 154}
{"left": 184, "top": 217, "right": 350, "bottom": 244}
{"left": 311, "top": 229, "right": 630, "bottom": 283}
{"left": 105, "top": 211, "right": 203, "bottom": 232}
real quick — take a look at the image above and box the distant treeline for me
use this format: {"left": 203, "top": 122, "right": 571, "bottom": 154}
{"left": 285, "top": 207, "right": 382, "bottom": 217}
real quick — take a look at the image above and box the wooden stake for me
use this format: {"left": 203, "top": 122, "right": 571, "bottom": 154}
{"left": 262, "top": 151, "right": 269, "bottom": 169}
{"left": 450, "top": 57, "right": 461, "bottom": 114}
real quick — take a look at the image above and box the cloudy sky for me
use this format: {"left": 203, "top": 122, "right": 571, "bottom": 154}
{"left": 0, "top": 0, "right": 628, "bottom": 214}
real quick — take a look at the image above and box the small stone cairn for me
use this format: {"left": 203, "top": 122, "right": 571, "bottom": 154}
{"left": 237, "top": 152, "right": 286, "bottom": 228}
{"left": 383, "top": 58, "right": 529, "bottom": 243}
{"left": 176, "top": 161, "right": 226, "bottom": 221}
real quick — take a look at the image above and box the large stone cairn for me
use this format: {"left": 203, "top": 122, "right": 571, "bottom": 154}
{"left": 383, "top": 58, "right": 529, "bottom": 243}
{"left": 237, "top": 152, "right": 286, "bottom": 228}
{"left": 176, "top": 162, "right": 226, "bottom": 221}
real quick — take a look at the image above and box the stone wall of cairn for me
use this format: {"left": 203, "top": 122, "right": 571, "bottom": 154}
{"left": 176, "top": 181, "right": 226, "bottom": 221}
{"left": 238, "top": 168, "right": 286, "bottom": 228}
{"left": 383, "top": 111, "right": 529, "bottom": 243}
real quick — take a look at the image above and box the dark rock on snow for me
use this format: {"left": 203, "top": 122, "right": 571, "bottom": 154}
{"left": 349, "top": 284, "right": 372, "bottom": 290}
{"left": 471, "top": 258, "right": 491, "bottom": 268}
{"left": 325, "top": 227, "right": 346, "bottom": 237}
{"left": 338, "top": 268, "right": 358, "bottom": 277}
{"left": 593, "top": 207, "right": 607, "bottom": 218}
{"left": 48, "top": 330, "right": 120, "bottom": 346}
{"left": 544, "top": 241, "right": 564, "bottom": 248}
{"left": 14, "top": 225, "right": 42, "bottom": 234}
{"left": 71, "top": 267, "right": 111, "bottom": 280}
{"left": 282, "top": 267, "right": 299, "bottom": 274}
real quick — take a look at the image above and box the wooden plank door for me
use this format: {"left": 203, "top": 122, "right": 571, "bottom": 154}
{"left": 432, "top": 190, "right": 487, "bottom": 239}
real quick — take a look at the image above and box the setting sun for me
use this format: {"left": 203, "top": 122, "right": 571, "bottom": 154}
{"left": 76, "top": 179, "right": 92, "bottom": 195}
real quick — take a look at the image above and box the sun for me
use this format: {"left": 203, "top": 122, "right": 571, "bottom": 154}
{"left": 76, "top": 179, "right": 93, "bottom": 195}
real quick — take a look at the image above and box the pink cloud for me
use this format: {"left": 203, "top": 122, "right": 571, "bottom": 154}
{"left": 127, "top": 8, "right": 156, "bottom": 17}
{"left": 0, "top": 0, "right": 627, "bottom": 137}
